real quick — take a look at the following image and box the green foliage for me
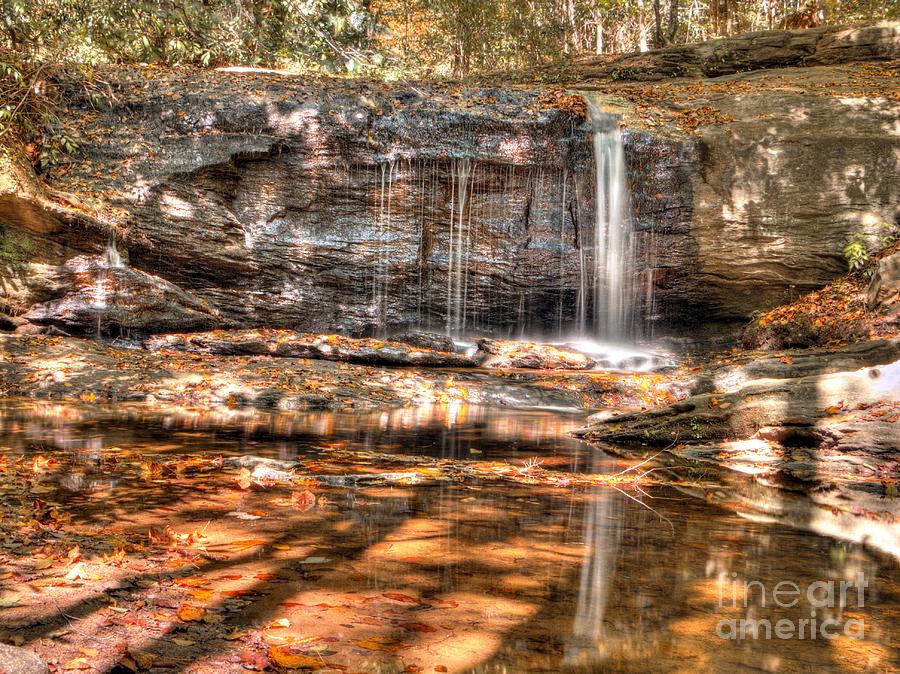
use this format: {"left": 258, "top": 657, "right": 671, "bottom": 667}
{"left": 0, "top": 0, "right": 897, "bottom": 78}
{"left": 843, "top": 223, "right": 899, "bottom": 276}
{"left": 0, "top": 0, "right": 377, "bottom": 72}
{"left": 0, "top": 224, "right": 34, "bottom": 271}
{"left": 688, "top": 418, "right": 704, "bottom": 440}
{"left": 0, "top": 53, "right": 80, "bottom": 170}
{"left": 843, "top": 235, "right": 870, "bottom": 274}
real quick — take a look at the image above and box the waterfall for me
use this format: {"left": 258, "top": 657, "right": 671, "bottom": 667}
{"left": 374, "top": 160, "right": 396, "bottom": 335}
{"left": 581, "top": 93, "right": 636, "bottom": 341}
{"left": 93, "top": 233, "right": 124, "bottom": 337}
{"left": 446, "top": 158, "right": 473, "bottom": 336}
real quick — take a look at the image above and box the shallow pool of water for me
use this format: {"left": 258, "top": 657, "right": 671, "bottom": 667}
{"left": 0, "top": 399, "right": 897, "bottom": 673}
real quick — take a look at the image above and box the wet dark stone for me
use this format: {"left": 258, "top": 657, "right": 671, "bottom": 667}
{"left": 2, "top": 33, "right": 897, "bottom": 341}
{"left": 392, "top": 331, "right": 457, "bottom": 353}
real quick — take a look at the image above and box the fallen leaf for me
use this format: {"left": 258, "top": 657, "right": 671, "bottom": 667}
{"left": 399, "top": 622, "right": 438, "bottom": 633}
{"left": 177, "top": 604, "right": 206, "bottom": 622}
{"left": 383, "top": 592, "right": 419, "bottom": 604}
{"left": 354, "top": 635, "right": 409, "bottom": 653}
{"left": 65, "top": 562, "right": 91, "bottom": 581}
{"left": 240, "top": 649, "right": 271, "bottom": 671}
{"left": 268, "top": 645, "right": 323, "bottom": 669}
{"left": 236, "top": 467, "right": 253, "bottom": 490}
{"left": 292, "top": 489, "right": 317, "bottom": 511}
{"left": 62, "top": 658, "right": 91, "bottom": 671}
{"left": 0, "top": 594, "right": 19, "bottom": 608}
{"left": 229, "top": 539, "right": 267, "bottom": 552}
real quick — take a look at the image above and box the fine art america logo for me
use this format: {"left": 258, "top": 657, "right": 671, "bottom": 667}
{"left": 716, "top": 572, "right": 868, "bottom": 640}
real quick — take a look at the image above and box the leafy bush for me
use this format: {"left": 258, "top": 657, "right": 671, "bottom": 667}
{"left": 0, "top": 54, "right": 80, "bottom": 171}
{"left": 843, "top": 235, "right": 870, "bottom": 274}
{"left": 843, "top": 223, "right": 899, "bottom": 276}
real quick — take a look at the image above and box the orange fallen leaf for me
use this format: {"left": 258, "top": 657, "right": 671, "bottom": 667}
{"left": 177, "top": 604, "right": 206, "bottom": 622}
{"left": 188, "top": 589, "right": 214, "bottom": 602}
{"left": 292, "top": 489, "right": 317, "bottom": 511}
{"left": 62, "top": 658, "right": 91, "bottom": 671}
{"left": 399, "top": 622, "right": 438, "bottom": 633}
{"left": 383, "top": 592, "right": 419, "bottom": 604}
{"left": 354, "top": 635, "right": 409, "bottom": 653}
{"left": 268, "top": 645, "right": 323, "bottom": 669}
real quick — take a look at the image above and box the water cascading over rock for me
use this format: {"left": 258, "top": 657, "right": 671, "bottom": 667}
{"left": 579, "top": 93, "right": 643, "bottom": 342}
{"left": 93, "top": 234, "right": 124, "bottom": 336}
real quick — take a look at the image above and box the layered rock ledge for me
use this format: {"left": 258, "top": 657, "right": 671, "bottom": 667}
{"left": 0, "top": 335, "right": 676, "bottom": 411}
{"left": 1, "top": 25, "right": 897, "bottom": 342}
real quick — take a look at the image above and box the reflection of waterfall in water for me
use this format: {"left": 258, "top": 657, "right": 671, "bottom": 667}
{"left": 580, "top": 93, "right": 637, "bottom": 341}
{"left": 565, "top": 486, "right": 623, "bottom": 665}
{"left": 93, "top": 234, "right": 124, "bottom": 337}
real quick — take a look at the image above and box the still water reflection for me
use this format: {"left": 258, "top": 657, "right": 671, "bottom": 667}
{"left": 0, "top": 399, "right": 897, "bottom": 673}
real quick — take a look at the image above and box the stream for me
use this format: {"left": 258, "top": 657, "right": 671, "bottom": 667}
{"left": 1, "top": 398, "right": 897, "bottom": 672}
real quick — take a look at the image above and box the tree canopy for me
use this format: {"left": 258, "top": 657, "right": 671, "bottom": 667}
{"left": 1, "top": 0, "right": 897, "bottom": 76}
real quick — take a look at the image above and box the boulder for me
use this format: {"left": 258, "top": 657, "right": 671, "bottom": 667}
{"left": 868, "top": 250, "right": 900, "bottom": 309}
{"left": 391, "top": 331, "right": 457, "bottom": 353}
{"left": 577, "top": 359, "right": 900, "bottom": 444}
{"left": 0, "top": 644, "right": 49, "bottom": 674}
{"left": 23, "top": 256, "right": 220, "bottom": 336}
{"left": 477, "top": 338, "right": 595, "bottom": 370}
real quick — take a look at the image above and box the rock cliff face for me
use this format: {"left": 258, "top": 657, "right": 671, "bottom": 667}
{"left": 1, "top": 25, "right": 898, "bottom": 342}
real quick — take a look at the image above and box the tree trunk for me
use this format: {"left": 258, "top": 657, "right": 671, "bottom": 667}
{"left": 653, "top": 0, "right": 666, "bottom": 47}
{"left": 667, "top": 0, "right": 679, "bottom": 42}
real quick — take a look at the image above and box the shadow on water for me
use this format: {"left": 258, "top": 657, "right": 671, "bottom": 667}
{"left": 0, "top": 399, "right": 897, "bottom": 672}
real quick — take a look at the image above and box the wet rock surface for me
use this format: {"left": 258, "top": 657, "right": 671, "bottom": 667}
{"left": 577, "top": 339, "right": 900, "bottom": 500}
{"left": 0, "top": 335, "right": 673, "bottom": 411}
{"left": 477, "top": 338, "right": 596, "bottom": 370}
{"left": 144, "top": 329, "right": 478, "bottom": 367}
{"left": 22, "top": 256, "right": 220, "bottom": 335}
{"left": 577, "top": 357, "right": 900, "bottom": 444}
{"left": 0, "top": 26, "right": 896, "bottom": 341}
{"left": 686, "top": 338, "right": 900, "bottom": 392}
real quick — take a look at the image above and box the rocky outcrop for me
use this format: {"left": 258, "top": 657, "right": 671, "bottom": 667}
{"left": 868, "top": 249, "right": 900, "bottom": 309}
{"left": 0, "top": 334, "right": 667, "bottom": 410}
{"left": 576, "top": 354, "right": 900, "bottom": 444}
{"left": 22, "top": 255, "right": 219, "bottom": 335}
{"left": 144, "top": 329, "right": 477, "bottom": 367}
{"left": 688, "top": 338, "right": 900, "bottom": 393}
{"left": 477, "top": 338, "right": 596, "bottom": 370}
{"left": 742, "top": 245, "right": 900, "bottom": 350}
{"left": 0, "top": 644, "right": 48, "bottom": 674}
{"left": 1, "top": 26, "right": 897, "bottom": 341}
